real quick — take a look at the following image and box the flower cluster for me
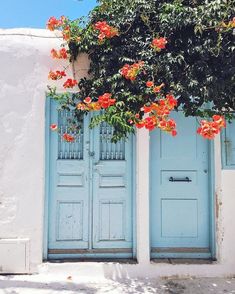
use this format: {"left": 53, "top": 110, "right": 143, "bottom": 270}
{"left": 48, "top": 70, "right": 77, "bottom": 88}
{"left": 158, "top": 119, "right": 177, "bottom": 136}
{"left": 120, "top": 61, "right": 145, "bottom": 81}
{"left": 135, "top": 94, "right": 178, "bottom": 135}
{"left": 46, "top": 16, "right": 73, "bottom": 42}
{"left": 46, "top": 16, "right": 66, "bottom": 31}
{"left": 142, "top": 94, "right": 177, "bottom": 115}
{"left": 62, "top": 133, "right": 75, "bottom": 142}
{"left": 146, "top": 81, "right": 165, "bottom": 93}
{"left": 151, "top": 37, "right": 167, "bottom": 52}
{"left": 48, "top": 70, "right": 66, "bottom": 80}
{"left": 94, "top": 21, "right": 119, "bottom": 42}
{"left": 197, "top": 115, "right": 226, "bottom": 139}
{"left": 63, "top": 79, "right": 77, "bottom": 88}
{"left": 98, "top": 93, "right": 116, "bottom": 108}
{"left": 77, "top": 102, "right": 101, "bottom": 111}
{"left": 135, "top": 115, "right": 177, "bottom": 136}
{"left": 62, "top": 26, "right": 71, "bottom": 41}
{"left": 51, "top": 48, "right": 68, "bottom": 59}
{"left": 50, "top": 123, "right": 76, "bottom": 142}
{"left": 50, "top": 124, "right": 58, "bottom": 131}
{"left": 76, "top": 93, "right": 116, "bottom": 111}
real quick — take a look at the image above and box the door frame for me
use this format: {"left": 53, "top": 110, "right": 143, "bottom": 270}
{"left": 209, "top": 141, "right": 216, "bottom": 260}
{"left": 43, "top": 98, "right": 136, "bottom": 260}
{"left": 149, "top": 129, "right": 216, "bottom": 260}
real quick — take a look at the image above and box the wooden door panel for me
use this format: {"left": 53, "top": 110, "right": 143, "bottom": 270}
{"left": 47, "top": 104, "right": 133, "bottom": 258}
{"left": 48, "top": 101, "right": 90, "bottom": 251}
{"left": 150, "top": 112, "right": 210, "bottom": 258}
{"left": 92, "top": 122, "right": 133, "bottom": 251}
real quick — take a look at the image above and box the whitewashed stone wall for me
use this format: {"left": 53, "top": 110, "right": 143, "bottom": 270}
{"left": 0, "top": 29, "right": 234, "bottom": 276}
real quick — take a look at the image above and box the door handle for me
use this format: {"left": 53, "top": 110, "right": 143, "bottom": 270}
{"left": 94, "top": 164, "right": 104, "bottom": 168}
{"left": 169, "top": 176, "right": 192, "bottom": 182}
{"left": 94, "top": 164, "right": 104, "bottom": 172}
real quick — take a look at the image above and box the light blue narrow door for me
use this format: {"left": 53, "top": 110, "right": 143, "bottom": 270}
{"left": 47, "top": 101, "right": 133, "bottom": 259}
{"left": 48, "top": 101, "right": 90, "bottom": 255}
{"left": 150, "top": 112, "right": 211, "bottom": 259}
{"left": 92, "top": 122, "right": 133, "bottom": 255}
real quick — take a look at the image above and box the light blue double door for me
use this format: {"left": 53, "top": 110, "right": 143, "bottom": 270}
{"left": 47, "top": 101, "right": 134, "bottom": 259}
{"left": 150, "top": 112, "right": 212, "bottom": 259}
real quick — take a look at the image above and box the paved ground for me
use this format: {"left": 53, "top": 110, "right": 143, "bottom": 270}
{"left": 0, "top": 275, "right": 235, "bottom": 294}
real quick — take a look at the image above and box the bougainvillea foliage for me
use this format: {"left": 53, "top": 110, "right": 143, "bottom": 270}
{"left": 47, "top": 0, "right": 234, "bottom": 142}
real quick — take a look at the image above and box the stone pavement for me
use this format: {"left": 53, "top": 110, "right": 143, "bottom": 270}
{"left": 0, "top": 275, "right": 235, "bottom": 294}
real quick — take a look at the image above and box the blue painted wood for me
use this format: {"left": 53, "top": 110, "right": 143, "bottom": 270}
{"left": 47, "top": 101, "right": 133, "bottom": 258}
{"left": 48, "top": 101, "right": 90, "bottom": 251}
{"left": 209, "top": 141, "right": 216, "bottom": 260}
{"left": 222, "top": 120, "right": 235, "bottom": 169}
{"left": 150, "top": 112, "right": 211, "bottom": 259}
{"left": 92, "top": 120, "right": 133, "bottom": 250}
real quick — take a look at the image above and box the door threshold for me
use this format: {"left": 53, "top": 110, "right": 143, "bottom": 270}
{"left": 151, "top": 258, "right": 214, "bottom": 265}
{"left": 151, "top": 247, "right": 212, "bottom": 259}
{"left": 48, "top": 248, "right": 132, "bottom": 254}
{"left": 47, "top": 248, "right": 134, "bottom": 260}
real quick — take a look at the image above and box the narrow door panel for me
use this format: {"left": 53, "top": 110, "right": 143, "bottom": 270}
{"left": 92, "top": 122, "right": 133, "bottom": 251}
{"left": 48, "top": 101, "right": 90, "bottom": 251}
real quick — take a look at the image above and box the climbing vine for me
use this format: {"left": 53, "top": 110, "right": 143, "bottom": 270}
{"left": 47, "top": 0, "right": 235, "bottom": 142}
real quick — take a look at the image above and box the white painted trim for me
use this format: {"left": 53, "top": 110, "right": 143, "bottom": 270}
{"left": 39, "top": 262, "right": 235, "bottom": 279}
{"left": 136, "top": 129, "right": 150, "bottom": 264}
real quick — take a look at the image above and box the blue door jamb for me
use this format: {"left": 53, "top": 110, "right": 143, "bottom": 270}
{"left": 209, "top": 141, "right": 216, "bottom": 260}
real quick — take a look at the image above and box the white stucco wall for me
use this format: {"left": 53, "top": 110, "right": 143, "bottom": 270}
{"left": 0, "top": 29, "right": 89, "bottom": 273}
{"left": 0, "top": 29, "right": 234, "bottom": 276}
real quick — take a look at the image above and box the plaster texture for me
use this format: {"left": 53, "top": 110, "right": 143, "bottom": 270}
{"left": 0, "top": 29, "right": 234, "bottom": 277}
{"left": 0, "top": 29, "right": 89, "bottom": 273}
